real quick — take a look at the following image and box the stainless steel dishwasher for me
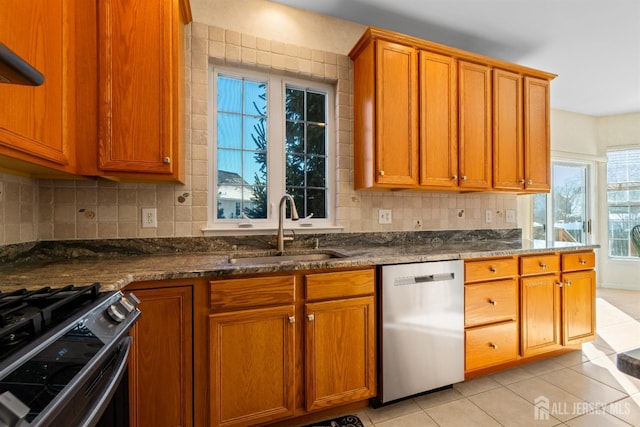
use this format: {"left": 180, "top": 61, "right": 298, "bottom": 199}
{"left": 374, "top": 260, "right": 464, "bottom": 405}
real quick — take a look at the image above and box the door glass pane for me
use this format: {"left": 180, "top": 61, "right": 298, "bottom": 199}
{"left": 552, "top": 164, "right": 587, "bottom": 244}
{"left": 532, "top": 194, "right": 547, "bottom": 243}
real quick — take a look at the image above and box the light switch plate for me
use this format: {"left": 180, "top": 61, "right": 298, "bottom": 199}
{"left": 506, "top": 209, "right": 516, "bottom": 223}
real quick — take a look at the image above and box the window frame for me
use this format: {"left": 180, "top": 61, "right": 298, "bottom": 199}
{"left": 206, "top": 65, "right": 336, "bottom": 233}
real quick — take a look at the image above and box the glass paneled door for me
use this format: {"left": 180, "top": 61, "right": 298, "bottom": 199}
{"left": 533, "top": 162, "right": 591, "bottom": 245}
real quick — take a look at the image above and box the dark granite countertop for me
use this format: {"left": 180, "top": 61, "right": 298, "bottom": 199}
{"left": 0, "top": 230, "right": 599, "bottom": 292}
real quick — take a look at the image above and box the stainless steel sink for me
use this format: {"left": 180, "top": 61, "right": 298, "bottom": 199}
{"left": 228, "top": 251, "right": 344, "bottom": 265}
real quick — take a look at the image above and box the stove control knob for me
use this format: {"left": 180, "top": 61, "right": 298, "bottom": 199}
{"left": 106, "top": 293, "right": 141, "bottom": 324}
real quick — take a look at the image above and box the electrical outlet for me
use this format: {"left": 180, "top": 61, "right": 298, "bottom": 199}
{"left": 485, "top": 210, "right": 492, "bottom": 224}
{"left": 378, "top": 209, "right": 392, "bottom": 224}
{"left": 141, "top": 208, "right": 157, "bottom": 228}
{"left": 506, "top": 209, "right": 516, "bottom": 223}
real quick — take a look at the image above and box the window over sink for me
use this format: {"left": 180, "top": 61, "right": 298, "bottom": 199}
{"left": 208, "top": 67, "right": 335, "bottom": 232}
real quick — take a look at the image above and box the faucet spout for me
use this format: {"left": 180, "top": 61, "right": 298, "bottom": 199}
{"left": 277, "top": 194, "right": 299, "bottom": 252}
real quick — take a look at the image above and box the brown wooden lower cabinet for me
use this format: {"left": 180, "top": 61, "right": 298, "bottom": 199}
{"left": 126, "top": 284, "right": 193, "bottom": 427}
{"left": 465, "top": 250, "right": 596, "bottom": 376}
{"left": 209, "top": 305, "right": 296, "bottom": 426}
{"left": 208, "top": 267, "right": 376, "bottom": 427}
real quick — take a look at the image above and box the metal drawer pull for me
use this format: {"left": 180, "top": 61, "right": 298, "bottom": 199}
{"left": 307, "top": 314, "right": 314, "bottom": 322}
{"left": 488, "top": 299, "right": 497, "bottom": 306}
{"left": 565, "top": 280, "right": 572, "bottom": 287}
{"left": 556, "top": 281, "right": 563, "bottom": 287}
{"left": 519, "top": 179, "right": 525, "bottom": 184}
{"left": 539, "top": 262, "right": 547, "bottom": 268}
{"left": 163, "top": 157, "right": 171, "bottom": 164}
{"left": 489, "top": 267, "right": 497, "bottom": 273}
{"left": 489, "top": 343, "right": 498, "bottom": 349}
{"left": 452, "top": 175, "right": 458, "bottom": 180}
{"left": 528, "top": 179, "right": 533, "bottom": 185}
{"left": 288, "top": 316, "right": 295, "bottom": 324}
{"left": 579, "top": 259, "right": 587, "bottom": 265}
{"left": 380, "top": 170, "right": 385, "bottom": 176}
{"left": 462, "top": 175, "right": 467, "bottom": 181}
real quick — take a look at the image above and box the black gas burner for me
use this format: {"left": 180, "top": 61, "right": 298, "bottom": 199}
{"left": 0, "top": 283, "right": 101, "bottom": 360}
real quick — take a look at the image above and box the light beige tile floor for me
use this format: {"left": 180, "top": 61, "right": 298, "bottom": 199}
{"left": 349, "top": 288, "right": 640, "bottom": 427}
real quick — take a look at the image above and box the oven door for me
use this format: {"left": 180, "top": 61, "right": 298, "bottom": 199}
{"left": 32, "top": 336, "right": 131, "bottom": 427}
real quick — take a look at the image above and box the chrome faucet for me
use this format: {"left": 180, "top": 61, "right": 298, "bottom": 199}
{"left": 277, "top": 194, "right": 299, "bottom": 252}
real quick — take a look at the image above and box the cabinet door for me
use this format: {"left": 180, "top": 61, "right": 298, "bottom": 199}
{"left": 98, "top": 0, "right": 184, "bottom": 180}
{"left": 419, "top": 51, "right": 458, "bottom": 188}
{"left": 209, "top": 306, "right": 295, "bottom": 427}
{"left": 492, "top": 69, "right": 524, "bottom": 191}
{"left": 128, "top": 286, "right": 193, "bottom": 427}
{"left": 523, "top": 76, "right": 550, "bottom": 192}
{"left": 305, "top": 296, "right": 376, "bottom": 411}
{"left": 458, "top": 61, "right": 492, "bottom": 190}
{"left": 0, "top": 0, "right": 75, "bottom": 171}
{"left": 375, "top": 40, "right": 418, "bottom": 187}
{"left": 520, "top": 274, "right": 561, "bottom": 356}
{"left": 562, "top": 270, "right": 596, "bottom": 345}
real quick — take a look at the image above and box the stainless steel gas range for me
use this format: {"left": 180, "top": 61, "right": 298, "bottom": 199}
{"left": 0, "top": 283, "right": 140, "bottom": 427}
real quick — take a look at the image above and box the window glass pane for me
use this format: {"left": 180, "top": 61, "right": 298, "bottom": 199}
{"left": 532, "top": 194, "right": 547, "bottom": 241}
{"left": 307, "top": 124, "right": 326, "bottom": 155}
{"left": 217, "top": 113, "right": 242, "bottom": 149}
{"left": 284, "top": 86, "right": 328, "bottom": 219}
{"left": 307, "top": 156, "right": 325, "bottom": 187}
{"left": 243, "top": 81, "right": 266, "bottom": 116}
{"left": 217, "top": 77, "right": 242, "bottom": 113}
{"left": 285, "top": 88, "right": 304, "bottom": 121}
{"left": 307, "top": 189, "right": 326, "bottom": 218}
{"left": 286, "top": 154, "right": 305, "bottom": 187}
{"left": 244, "top": 116, "right": 267, "bottom": 151}
{"left": 286, "top": 122, "right": 304, "bottom": 153}
{"left": 216, "top": 74, "right": 268, "bottom": 220}
{"left": 552, "top": 164, "right": 586, "bottom": 244}
{"left": 307, "top": 91, "right": 326, "bottom": 123}
{"left": 607, "top": 148, "right": 640, "bottom": 257}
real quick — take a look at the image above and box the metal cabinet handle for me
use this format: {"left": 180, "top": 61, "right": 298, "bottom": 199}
{"left": 519, "top": 179, "right": 525, "bottom": 184}
{"left": 579, "top": 259, "right": 587, "bottom": 265}
{"left": 461, "top": 175, "right": 468, "bottom": 181}
{"left": 380, "top": 170, "right": 385, "bottom": 176}
{"left": 307, "top": 314, "right": 315, "bottom": 322}
{"left": 452, "top": 175, "right": 458, "bottom": 180}
{"left": 288, "top": 316, "right": 295, "bottom": 324}
{"left": 489, "top": 343, "right": 498, "bottom": 349}
{"left": 163, "top": 157, "right": 171, "bottom": 164}
{"left": 489, "top": 267, "right": 497, "bottom": 273}
{"left": 539, "top": 262, "right": 547, "bottom": 269}
{"left": 488, "top": 299, "right": 497, "bottom": 306}
{"left": 556, "top": 281, "right": 563, "bottom": 287}
{"left": 565, "top": 280, "right": 572, "bottom": 287}
{"left": 527, "top": 179, "right": 533, "bottom": 185}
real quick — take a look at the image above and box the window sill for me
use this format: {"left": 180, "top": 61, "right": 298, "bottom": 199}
{"left": 201, "top": 225, "right": 344, "bottom": 236}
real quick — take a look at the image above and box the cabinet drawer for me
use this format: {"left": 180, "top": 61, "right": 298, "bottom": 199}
{"left": 465, "top": 279, "right": 518, "bottom": 327}
{"left": 562, "top": 251, "right": 595, "bottom": 272}
{"left": 464, "top": 257, "right": 517, "bottom": 283}
{"left": 465, "top": 321, "right": 518, "bottom": 371}
{"left": 210, "top": 276, "right": 295, "bottom": 311}
{"left": 305, "top": 269, "right": 375, "bottom": 301}
{"left": 520, "top": 254, "right": 560, "bottom": 276}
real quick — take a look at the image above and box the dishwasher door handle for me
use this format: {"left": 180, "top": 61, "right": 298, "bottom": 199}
{"left": 395, "top": 272, "right": 455, "bottom": 286}
{"left": 414, "top": 273, "right": 455, "bottom": 283}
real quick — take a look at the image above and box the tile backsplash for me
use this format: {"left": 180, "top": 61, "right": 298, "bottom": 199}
{"left": 0, "top": 22, "right": 517, "bottom": 246}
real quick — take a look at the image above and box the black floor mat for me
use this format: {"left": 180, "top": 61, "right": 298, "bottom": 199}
{"left": 301, "top": 415, "right": 364, "bottom": 427}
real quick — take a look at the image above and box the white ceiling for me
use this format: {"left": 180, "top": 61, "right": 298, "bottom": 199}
{"left": 271, "top": 0, "right": 640, "bottom": 117}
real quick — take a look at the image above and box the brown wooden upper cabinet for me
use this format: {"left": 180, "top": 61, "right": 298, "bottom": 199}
{"left": 95, "top": 0, "right": 191, "bottom": 182}
{"left": 349, "top": 27, "right": 556, "bottom": 193}
{"left": 0, "top": 0, "right": 192, "bottom": 182}
{"left": 0, "top": 0, "right": 89, "bottom": 176}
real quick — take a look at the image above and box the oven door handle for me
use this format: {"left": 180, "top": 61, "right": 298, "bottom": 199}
{"left": 78, "top": 336, "right": 132, "bottom": 427}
